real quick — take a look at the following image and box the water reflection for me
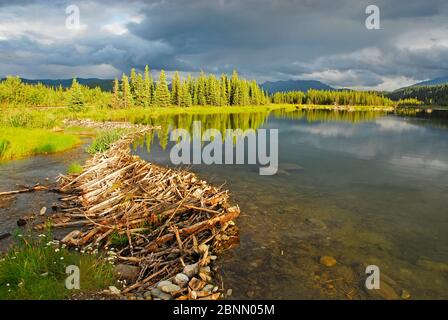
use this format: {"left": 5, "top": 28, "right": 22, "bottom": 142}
{"left": 132, "top": 109, "right": 387, "bottom": 151}
{"left": 133, "top": 108, "right": 448, "bottom": 299}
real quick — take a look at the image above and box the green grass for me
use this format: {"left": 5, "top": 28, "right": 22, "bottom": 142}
{"left": 0, "top": 107, "right": 61, "bottom": 129}
{"left": 67, "top": 162, "right": 83, "bottom": 174}
{"left": 86, "top": 129, "right": 129, "bottom": 154}
{"left": 0, "top": 127, "right": 81, "bottom": 161}
{"left": 0, "top": 139, "right": 11, "bottom": 158}
{"left": 0, "top": 234, "right": 115, "bottom": 300}
{"left": 109, "top": 232, "right": 130, "bottom": 248}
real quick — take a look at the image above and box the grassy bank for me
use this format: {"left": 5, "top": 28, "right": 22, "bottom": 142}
{"left": 297, "top": 104, "right": 394, "bottom": 111}
{"left": 0, "top": 234, "right": 115, "bottom": 300}
{"left": 0, "top": 127, "right": 81, "bottom": 161}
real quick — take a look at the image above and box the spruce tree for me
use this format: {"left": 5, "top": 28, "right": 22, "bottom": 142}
{"left": 178, "top": 81, "right": 192, "bottom": 107}
{"left": 134, "top": 73, "right": 146, "bottom": 107}
{"left": 171, "top": 71, "right": 180, "bottom": 105}
{"left": 144, "top": 65, "right": 155, "bottom": 106}
{"left": 129, "top": 68, "right": 137, "bottom": 97}
{"left": 220, "top": 74, "right": 229, "bottom": 106}
{"left": 197, "top": 71, "right": 207, "bottom": 105}
{"left": 186, "top": 74, "right": 194, "bottom": 100}
{"left": 121, "top": 74, "right": 133, "bottom": 108}
{"left": 155, "top": 70, "right": 171, "bottom": 107}
{"left": 111, "top": 78, "right": 121, "bottom": 108}
{"left": 230, "top": 70, "right": 240, "bottom": 105}
{"left": 68, "top": 78, "right": 86, "bottom": 111}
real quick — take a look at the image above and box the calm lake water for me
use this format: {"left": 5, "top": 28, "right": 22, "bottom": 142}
{"left": 132, "top": 109, "right": 448, "bottom": 299}
{"left": 1, "top": 108, "right": 447, "bottom": 299}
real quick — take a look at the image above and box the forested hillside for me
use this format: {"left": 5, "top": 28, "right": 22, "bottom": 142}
{"left": 261, "top": 80, "right": 333, "bottom": 93}
{"left": 271, "top": 89, "right": 394, "bottom": 106}
{"left": 387, "top": 84, "right": 448, "bottom": 106}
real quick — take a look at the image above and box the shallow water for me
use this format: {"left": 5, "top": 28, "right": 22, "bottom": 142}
{"left": 132, "top": 109, "right": 448, "bottom": 299}
{"left": 0, "top": 140, "right": 90, "bottom": 249}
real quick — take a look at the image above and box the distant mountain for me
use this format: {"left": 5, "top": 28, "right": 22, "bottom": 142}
{"left": 412, "top": 76, "right": 448, "bottom": 87}
{"left": 261, "top": 79, "right": 334, "bottom": 94}
{"left": 19, "top": 78, "right": 114, "bottom": 91}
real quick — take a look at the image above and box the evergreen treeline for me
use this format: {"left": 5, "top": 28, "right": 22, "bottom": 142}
{"left": 0, "top": 76, "right": 109, "bottom": 108}
{"left": 271, "top": 89, "right": 394, "bottom": 106}
{"left": 387, "top": 84, "right": 448, "bottom": 106}
{"left": 111, "top": 67, "right": 270, "bottom": 108}
{"left": 1, "top": 69, "right": 409, "bottom": 109}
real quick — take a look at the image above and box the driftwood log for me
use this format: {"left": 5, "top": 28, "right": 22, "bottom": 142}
{"left": 0, "top": 185, "right": 49, "bottom": 197}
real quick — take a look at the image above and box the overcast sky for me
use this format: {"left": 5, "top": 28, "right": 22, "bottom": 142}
{"left": 1, "top": 0, "right": 447, "bottom": 90}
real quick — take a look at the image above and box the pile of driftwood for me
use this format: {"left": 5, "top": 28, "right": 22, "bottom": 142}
{"left": 62, "top": 119, "right": 161, "bottom": 130}
{"left": 38, "top": 130, "right": 239, "bottom": 298}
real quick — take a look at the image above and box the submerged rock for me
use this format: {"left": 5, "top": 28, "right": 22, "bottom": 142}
{"left": 306, "top": 218, "right": 327, "bottom": 230}
{"left": 39, "top": 206, "right": 47, "bottom": 216}
{"left": 401, "top": 289, "right": 411, "bottom": 300}
{"left": 320, "top": 256, "right": 337, "bottom": 267}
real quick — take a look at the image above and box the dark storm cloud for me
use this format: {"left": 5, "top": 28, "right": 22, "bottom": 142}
{"left": 1, "top": 0, "right": 448, "bottom": 89}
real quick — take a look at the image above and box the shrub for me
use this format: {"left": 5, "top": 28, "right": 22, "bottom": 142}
{"left": 86, "top": 129, "right": 127, "bottom": 154}
{"left": 67, "top": 162, "right": 83, "bottom": 174}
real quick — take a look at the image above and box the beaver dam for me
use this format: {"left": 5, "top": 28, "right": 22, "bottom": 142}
{"left": 34, "top": 130, "right": 240, "bottom": 300}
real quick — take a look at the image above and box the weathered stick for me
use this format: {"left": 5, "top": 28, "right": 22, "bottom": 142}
{"left": 0, "top": 185, "right": 48, "bottom": 196}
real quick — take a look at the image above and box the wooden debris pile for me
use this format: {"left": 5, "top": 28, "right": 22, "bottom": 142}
{"left": 62, "top": 119, "right": 161, "bottom": 130}
{"left": 39, "top": 131, "right": 239, "bottom": 297}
